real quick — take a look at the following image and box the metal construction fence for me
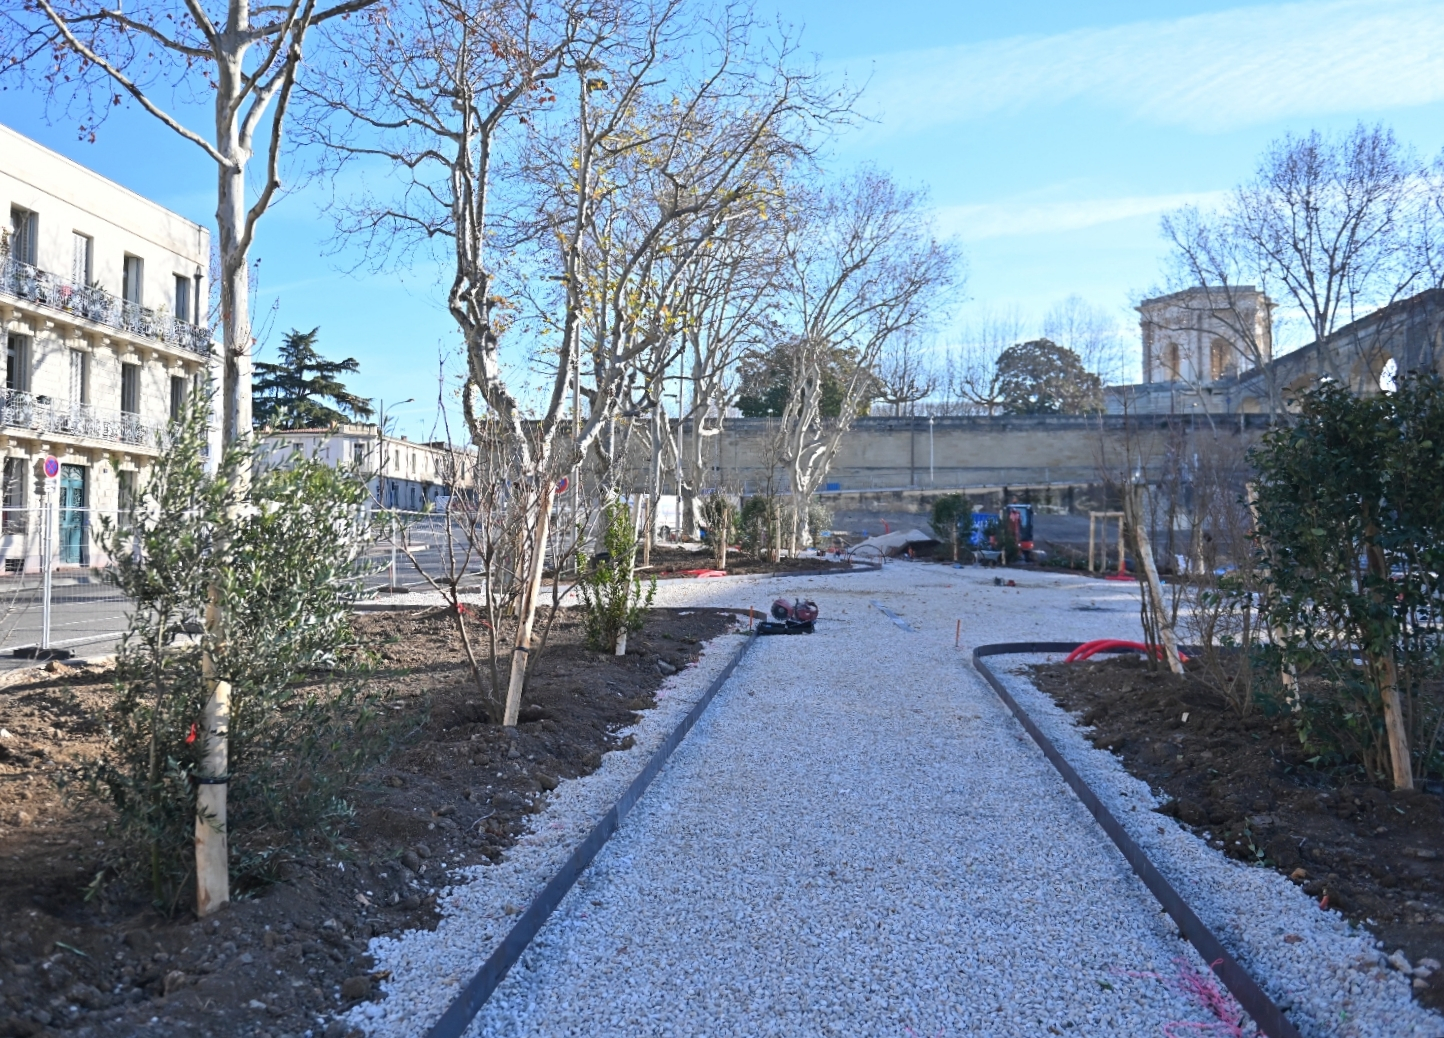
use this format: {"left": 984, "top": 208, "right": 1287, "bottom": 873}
{"left": 0, "top": 505, "right": 131, "bottom": 660}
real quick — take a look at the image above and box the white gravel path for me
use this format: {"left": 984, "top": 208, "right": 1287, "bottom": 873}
{"left": 349, "top": 562, "right": 1442, "bottom": 1038}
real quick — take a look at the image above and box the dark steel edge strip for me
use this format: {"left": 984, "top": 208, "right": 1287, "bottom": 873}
{"left": 422, "top": 630, "right": 759, "bottom": 1038}
{"left": 971, "top": 642, "right": 1303, "bottom": 1038}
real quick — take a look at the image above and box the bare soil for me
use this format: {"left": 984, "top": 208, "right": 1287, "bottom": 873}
{"left": 1031, "top": 655, "right": 1444, "bottom": 1011}
{"left": 0, "top": 606, "right": 738, "bottom": 1038}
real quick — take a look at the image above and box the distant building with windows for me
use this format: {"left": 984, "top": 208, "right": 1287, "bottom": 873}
{"left": 0, "top": 121, "right": 216, "bottom": 569}
{"left": 1111, "top": 285, "right": 1444, "bottom": 415}
{"left": 261, "top": 425, "right": 475, "bottom": 512}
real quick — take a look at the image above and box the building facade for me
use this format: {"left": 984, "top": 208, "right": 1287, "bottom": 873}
{"left": 262, "top": 425, "right": 474, "bottom": 511}
{"left": 1137, "top": 285, "right": 1273, "bottom": 386}
{"left": 0, "top": 122, "right": 215, "bottom": 570}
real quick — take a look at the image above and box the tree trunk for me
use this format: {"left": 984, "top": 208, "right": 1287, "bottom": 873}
{"left": 1366, "top": 539, "right": 1413, "bottom": 790}
{"left": 503, "top": 482, "right": 555, "bottom": 727}
{"left": 1127, "top": 485, "right": 1184, "bottom": 675}
{"left": 195, "top": 115, "right": 252, "bottom": 919}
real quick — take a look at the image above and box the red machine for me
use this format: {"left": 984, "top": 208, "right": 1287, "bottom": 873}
{"left": 760, "top": 598, "right": 818, "bottom": 634}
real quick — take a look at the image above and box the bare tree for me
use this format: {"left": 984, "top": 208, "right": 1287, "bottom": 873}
{"left": 773, "top": 168, "right": 959, "bottom": 551}
{"left": 939, "top": 306, "right": 1025, "bottom": 415}
{"left": 875, "top": 333, "right": 937, "bottom": 416}
{"left": 1162, "top": 123, "right": 1426, "bottom": 412}
{"left": 1042, "top": 295, "right": 1129, "bottom": 385}
{"left": 311, "top": 0, "right": 836, "bottom": 722}
{"left": 674, "top": 215, "right": 782, "bottom": 535}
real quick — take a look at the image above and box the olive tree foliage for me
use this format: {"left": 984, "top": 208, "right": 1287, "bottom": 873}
{"left": 305, "top": 0, "right": 838, "bottom": 723}
{"left": 1161, "top": 123, "right": 1436, "bottom": 416}
{"left": 771, "top": 168, "right": 960, "bottom": 551}
{"left": 1, "top": 0, "right": 378, "bottom": 445}
{"left": 1250, "top": 376, "right": 1444, "bottom": 789}
{"left": 80, "top": 399, "right": 377, "bottom": 910}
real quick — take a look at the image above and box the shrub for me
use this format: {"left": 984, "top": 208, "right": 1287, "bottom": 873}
{"left": 1251, "top": 376, "right": 1444, "bottom": 783}
{"left": 738, "top": 494, "right": 780, "bottom": 558}
{"left": 578, "top": 497, "right": 656, "bottom": 652}
{"left": 930, "top": 493, "right": 972, "bottom": 561}
{"left": 698, "top": 492, "right": 737, "bottom": 569}
{"left": 78, "top": 397, "right": 380, "bottom": 910}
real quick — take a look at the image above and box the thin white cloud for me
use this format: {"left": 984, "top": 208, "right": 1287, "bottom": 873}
{"left": 853, "top": 0, "right": 1444, "bottom": 137}
{"left": 936, "top": 191, "right": 1228, "bottom": 241}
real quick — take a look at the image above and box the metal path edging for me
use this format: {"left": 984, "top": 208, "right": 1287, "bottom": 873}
{"left": 421, "top": 629, "right": 759, "bottom": 1038}
{"left": 971, "top": 641, "right": 1303, "bottom": 1038}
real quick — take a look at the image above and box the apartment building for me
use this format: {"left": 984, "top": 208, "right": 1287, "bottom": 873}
{"left": 0, "top": 121, "right": 215, "bottom": 569}
{"left": 262, "top": 425, "right": 475, "bottom": 511}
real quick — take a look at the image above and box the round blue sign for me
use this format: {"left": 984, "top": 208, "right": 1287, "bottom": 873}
{"left": 43, "top": 456, "right": 59, "bottom": 478}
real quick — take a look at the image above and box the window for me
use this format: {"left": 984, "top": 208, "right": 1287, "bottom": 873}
{"left": 170, "top": 375, "right": 187, "bottom": 420}
{"left": 1209, "top": 338, "right": 1230, "bottom": 382}
{"left": 1162, "top": 342, "right": 1181, "bottom": 381}
{"left": 2, "top": 457, "right": 26, "bottom": 535}
{"left": 121, "top": 363, "right": 140, "bottom": 415}
{"left": 8, "top": 208, "right": 37, "bottom": 265}
{"left": 71, "top": 233, "right": 92, "bottom": 286}
{"left": 122, "top": 255, "right": 144, "bottom": 305}
{"left": 69, "top": 350, "right": 89, "bottom": 405}
{"left": 6, "top": 335, "right": 31, "bottom": 393}
{"left": 173, "top": 275, "right": 191, "bottom": 322}
{"left": 117, "top": 470, "right": 136, "bottom": 530}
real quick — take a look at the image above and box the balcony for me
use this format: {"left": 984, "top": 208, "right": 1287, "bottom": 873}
{"left": 0, "top": 389, "right": 166, "bottom": 449}
{"left": 0, "top": 255, "right": 213, "bottom": 357}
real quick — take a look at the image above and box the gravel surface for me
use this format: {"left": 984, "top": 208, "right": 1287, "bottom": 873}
{"left": 996, "top": 659, "right": 1442, "bottom": 1038}
{"left": 348, "top": 563, "right": 1442, "bottom": 1038}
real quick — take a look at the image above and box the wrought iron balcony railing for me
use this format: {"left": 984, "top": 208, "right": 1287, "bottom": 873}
{"left": 0, "top": 389, "right": 166, "bottom": 448}
{"left": 0, "top": 255, "right": 213, "bottom": 356}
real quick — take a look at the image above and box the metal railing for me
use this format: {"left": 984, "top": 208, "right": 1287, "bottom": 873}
{"left": 0, "top": 255, "right": 213, "bottom": 356}
{"left": 0, "top": 505, "right": 130, "bottom": 661}
{"left": 0, "top": 388, "right": 165, "bottom": 447}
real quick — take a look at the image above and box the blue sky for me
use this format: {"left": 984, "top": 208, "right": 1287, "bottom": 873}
{"left": 6, "top": 0, "right": 1444, "bottom": 435}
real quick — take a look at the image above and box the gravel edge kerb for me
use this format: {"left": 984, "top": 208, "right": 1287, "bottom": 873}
{"left": 972, "top": 641, "right": 1302, "bottom": 1038}
{"left": 418, "top": 628, "right": 759, "bottom": 1038}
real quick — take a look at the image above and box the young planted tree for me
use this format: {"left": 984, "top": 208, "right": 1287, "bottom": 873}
{"left": 84, "top": 398, "right": 376, "bottom": 909}
{"left": 1251, "top": 377, "right": 1444, "bottom": 789}
{"left": 3, "top": 0, "right": 382, "bottom": 916}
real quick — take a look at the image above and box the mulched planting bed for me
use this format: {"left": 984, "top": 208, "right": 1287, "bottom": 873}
{"left": 0, "top": 606, "right": 736, "bottom": 1038}
{"left": 1031, "top": 654, "right": 1444, "bottom": 1011}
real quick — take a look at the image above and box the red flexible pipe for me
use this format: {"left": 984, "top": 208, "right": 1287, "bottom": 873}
{"left": 1066, "top": 639, "right": 1188, "bottom": 664}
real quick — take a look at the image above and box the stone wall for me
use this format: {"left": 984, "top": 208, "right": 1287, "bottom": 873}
{"left": 624, "top": 412, "right": 1270, "bottom": 495}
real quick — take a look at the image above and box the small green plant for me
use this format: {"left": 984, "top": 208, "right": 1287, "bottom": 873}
{"left": 930, "top": 493, "right": 972, "bottom": 561}
{"left": 738, "top": 494, "right": 780, "bottom": 558}
{"left": 76, "top": 395, "right": 380, "bottom": 911}
{"left": 698, "top": 492, "right": 737, "bottom": 569}
{"left": 578, "top": 497, "right": 656, "bottom": 653}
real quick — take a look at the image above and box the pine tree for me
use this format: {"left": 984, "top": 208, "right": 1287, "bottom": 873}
{"left": 252, "top": 328, "right": 375, "bottom": 429}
